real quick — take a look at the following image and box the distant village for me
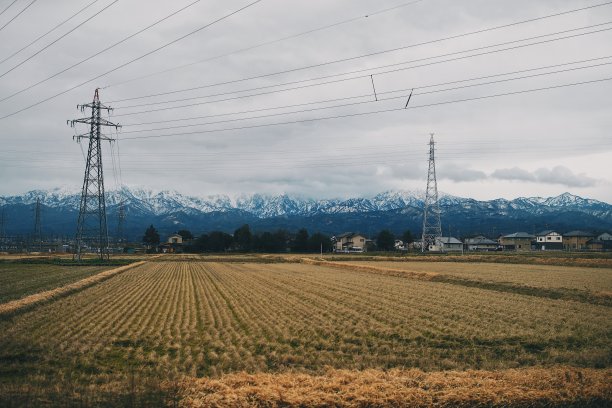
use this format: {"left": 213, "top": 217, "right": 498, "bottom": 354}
{"left": 2, "top": 227, "right": 612, "bottom": 254}
{"left": 334, "top": 230, "right": 612, "bottom": 253}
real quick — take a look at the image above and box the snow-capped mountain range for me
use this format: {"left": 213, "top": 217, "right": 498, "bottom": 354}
{"left": 2, "top": 186, "right": 609, "bottom": 218}
{"left": 1, "top": 187, "right": 611, "bottom": 237}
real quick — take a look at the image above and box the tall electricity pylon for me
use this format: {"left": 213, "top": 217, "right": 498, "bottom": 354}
{"left": 68, "top": 89, "right": 120, "bottom": 261}
{"left": 421, "top": 133, "right": 442, "bottom": 252}
{"left": 33, "top": 197, "right": 42, "bottom": 251}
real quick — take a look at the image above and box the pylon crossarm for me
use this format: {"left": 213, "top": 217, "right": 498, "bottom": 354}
{"left": 73, "top": 133, "right": 115, "bottom": 142}
{"left": 69, "top": 117, "right": 120, "bottom": 128}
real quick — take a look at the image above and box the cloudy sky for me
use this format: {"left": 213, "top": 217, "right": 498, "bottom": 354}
{"left": 0, "top": 0, "right": 611, "bottom": 201}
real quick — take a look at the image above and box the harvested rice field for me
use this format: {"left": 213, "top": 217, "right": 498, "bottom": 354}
{"left": 337, "top": 260, "right": 612, "bottom": 291}
{"left": 0, "top": 257, "right": 610, "bottom": 407}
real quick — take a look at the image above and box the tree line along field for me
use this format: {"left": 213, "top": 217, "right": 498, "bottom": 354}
{"left": 0, "top": 257, "right": 610, "bottom": 406}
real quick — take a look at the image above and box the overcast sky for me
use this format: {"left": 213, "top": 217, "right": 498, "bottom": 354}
{"left": 0, "top": 0, "right": 611, "bottom": 202}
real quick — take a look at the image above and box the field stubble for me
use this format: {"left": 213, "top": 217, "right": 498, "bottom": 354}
{"left": 0, "top": 258, "right": 610, "bottom": 406}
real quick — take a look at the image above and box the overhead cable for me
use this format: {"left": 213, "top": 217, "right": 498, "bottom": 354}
{"left": 0, "top": 0, "right": 100, "bottom": 66}
{"left": 120, "top": 55, "right": 612, "bottom": 126}
{"left": 0, "top": 1, "right": 19, "bottom": 18}
{"left": 109, "top": 1, "right": 612, "bottom": 103}
{"left": 0, "top": 0, "right": 264, "bottom": 120}
{"left": 0, "top": 0, "right": 38, "bottom": 33}
{"left": 0, "top": 0, "right": 202, "bottom": 102}
{"left": 110, "top": 23, "right": 612, "bottom": 115}
{"left": 0, "top": 0, "right": 120, "bottom": 80}
{"left": 117, "top": 60, "right": 612, "bottom": 132}
{"left": 103, "top": 0, "right": 428, "bottom": 89}
{"left": 120, "top": 76, "right": 612, "bottom": 141}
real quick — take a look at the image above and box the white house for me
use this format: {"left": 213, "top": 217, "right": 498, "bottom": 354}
{"left": 167, "top": 234, "right": 183, "bottom": 244}
{"left": 536, "top": 230, "right": 563, "bottom": 250}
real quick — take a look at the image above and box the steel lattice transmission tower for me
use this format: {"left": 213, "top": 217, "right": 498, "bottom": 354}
{"left": 33, "top": 197, "right": 42, "bottom": 251}
{"left": 68, "top": 89, "right": 121, "bottom": 261}
{"left": 421, "top": 133, "right": 442, "bottom": 252}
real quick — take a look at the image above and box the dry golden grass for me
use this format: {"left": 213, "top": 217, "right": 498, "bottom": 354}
{"left": 175, "top": 366, "right": 611, "bottom": 407}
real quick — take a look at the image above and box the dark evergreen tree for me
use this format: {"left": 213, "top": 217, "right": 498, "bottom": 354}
{"left": 402, "top": 230, "right": 414, "bottom": 245}
{"left": 233, "top": 224, "right": 252, "bottom": 251}
{"left": 308, "top": 232, "right": 333, "bottom": 252}
{"left": 207, "top": 231, "right": 233, "bottom": 252}
{"left": 376, "top": 229, "right": 395, "bottom": 251}
{"left": 292, "top": 228, "right": 309, "bottom": 252}
{"left": 142, "top": 225, "right": 160, "bottom": 247}
{"left": 177, "top": 229, "right": 194, "bottom": 240}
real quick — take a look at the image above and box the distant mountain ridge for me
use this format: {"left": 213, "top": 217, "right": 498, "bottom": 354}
{"left": 1, "top": 187, "right": 611, "bottom": 238}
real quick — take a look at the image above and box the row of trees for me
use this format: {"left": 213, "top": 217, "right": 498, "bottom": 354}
{"left": 190, "top": 225, "right": 335, "bottom": 253}
{"left": 143, "top": 224, "right": 414, "bottom": 253}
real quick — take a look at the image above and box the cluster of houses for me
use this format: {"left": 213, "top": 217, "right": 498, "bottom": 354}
{"left": 334, "top": 231, "right": 612, "bottom": 253}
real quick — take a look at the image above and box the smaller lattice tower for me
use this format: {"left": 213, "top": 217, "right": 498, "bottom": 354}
{"left": 421, "top": 133, "right": 442, "bottom": 252}
{"left": 33, "top": 197, "right": 42, "bottom": 251}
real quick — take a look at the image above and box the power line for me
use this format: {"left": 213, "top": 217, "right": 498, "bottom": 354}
{"left": 102, "top": 0, "right": 428, "bottom": 89}
{"left": 0, "top": 0, "right": 264, "bottom": 120}
{"left": 107, "top": 2, "right": 612, "bottom": 103}
{"left": 0, "top": 0, "right": 100, "bottom": 66}
{"left": 109, "top": 20, "right": 612, "bottom": 116}
{"left": 116, "top": 60, "right": 612, "bottom": 133}
{"left": 0, "top": 0, "right": 38, "bottom": 33}
{"left": 0, "top": 0, "right": 202, "bottom": 103}
{"left": 119, "top": 76, "right": 612, "bottom": 141}
{"left": 119, "top": 55, "right": 612, "bottom": 126}
{"left": 106, "top": 24, "right": 612, "bottom": 115}
{"left": 0, "top": 0, "right": 19, "bottom": 18}
{"left": 0, "top": 0, "right": 120, "bottom": 81}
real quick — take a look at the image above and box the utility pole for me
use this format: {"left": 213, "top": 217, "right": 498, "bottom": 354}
{"left": 68, "top": 89, "right": 120, "bottom": 261}
{"left": 0, "top": 208, "right": 5, "bottom": 250}
{"left": 33, "top": 197, "right": 42, "bottom": 251}
{"left": 117, "top": 200, "right": 126, "bottom": 246}
{"left": 421, "top": 133, "right": 442, "bottom": 252}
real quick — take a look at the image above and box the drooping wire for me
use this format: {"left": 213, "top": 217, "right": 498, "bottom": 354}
{"left": 107, "top": 2, "right": 612, "bottom": 103}
{"left": 0, "top": 0, "right": 264, "bottom": 119}
{"left": 119, "top": 76, "right": 612, "bottom": 141}
{"left": 0, "top": 0, "right": 38, "bottom": 33}
{"left": 0, "top": 0, "right": 202, "bottom": 102}
{"left": 116, "top": 60, "right": 612, "bottom": 133}
{"left": 103, "top": 0, "right": 428, "bottom": 89}
{"left": 0, "top": 1, "right": 19, "bottom": 18}
{"left": 0, "top": 0, "right": 120, "bottom": 81}
{"left": 0, "top": 0, "right": 100, "bottom": 66}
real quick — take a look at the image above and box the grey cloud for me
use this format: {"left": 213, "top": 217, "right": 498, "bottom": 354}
{"left": 439, "top": 164, "right": 488, "bottom": 182}
{"left": 491, "top": 166, "right": 599, "bottom": 188}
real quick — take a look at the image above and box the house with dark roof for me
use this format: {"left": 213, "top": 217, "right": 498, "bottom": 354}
{"left": 499, "top": 232, "right": 534, "bottom": 251}
{"left": 434, "top": 237, "right": 463, "bottom": 252}
{"left": 333, "top": 232, "right": 367, "bottom": 252}
{"left": 590, "top": 233, "right": 612, "bottom": 251}
{"left": 563, "top": 231, "right": 594, "bottom": 250}
{"left": 535, "top": 230, "right": 563, "bottom": 250}
{"left": 464, "top": 235, "right": 498, "bottom": 251}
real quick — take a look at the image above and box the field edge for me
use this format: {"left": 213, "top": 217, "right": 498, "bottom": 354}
{"left": 173, "top": 366, "right": 612, "bottom": 407}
